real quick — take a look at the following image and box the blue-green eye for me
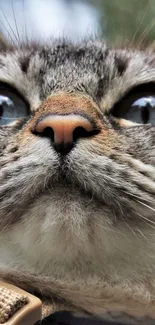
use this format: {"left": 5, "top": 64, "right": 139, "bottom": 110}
{"left": 129, "top": 96, "right": 155, "bottom": 124}
{"left": 111, "top": 84, "right": 155, "bottom": 124}
{"left": 114, "top": 95, "right": 155, "bottom": 124}
{"left": 0, "top": 84, "right": 29, "bottom": 126}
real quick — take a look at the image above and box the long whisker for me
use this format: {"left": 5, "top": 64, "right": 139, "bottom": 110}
{"left": 0, "top": 6, "right": 19, "bottom": 45}
{"left": 136, "top": 213, "right": 155, "bottom": 232}
{"left": 0, "top": 19, "right": 16, "bottom": 46}
{"left": 130, "top": 6, "right": 148, "bottom": 46}
{"left": 11, "top": 0, "right": 20, "bottom": 44}
{"left": 123, "top": 190, "right": 155, "bottom": 205}
{"left": 22, "top": 0, "right": 28, "bottom": 44}
{"left": 137, "top": 200, "right": 155, "bottom": 216}
{"left": 135, "top": 209, "right": 155, "bottom": 226}
{"left": 91, "top": 220, "right": 123, "bottom": 235}
{"left": 123, "top": 220, "right": 138, "bottom": 238}
{"left": 136, "top": 228, "right": 148, "bottom": 241}
{"left": 137, "top": 17, "right": 155, "bottom": 47}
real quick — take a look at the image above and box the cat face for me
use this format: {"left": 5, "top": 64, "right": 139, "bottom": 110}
{"left": 1, "top": 40, "right": 155, "bottom": 281}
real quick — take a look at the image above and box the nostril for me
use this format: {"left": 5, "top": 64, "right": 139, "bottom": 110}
{"left": 73, "top": 127, "right": 88, "bottom": 142}
{"left": 73, "top": 126, "right": 100, "bottom": 142}
{"left": 31, "top": 114, "right": 100, "bottom": 155}
{"left": 42, "top": 127, "right": 54, "bottom": 142}
{"left": 32, "top": 126, "right": 55, "bottom": 142}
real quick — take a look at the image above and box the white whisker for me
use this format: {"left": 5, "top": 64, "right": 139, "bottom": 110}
{"left": 137, "top": 17, "right": 155, "bottom": 47}
{"left": 0, "top": 6, "right": 19, "bottom": 45}
{"left": 123, "top": 220, "right": 138, "bottom": 239}
{"left": 136, "top": 228, "right": 148, "bottom": 241}
{"left": 123, "top": 190, "right": 155, "bottom": 205}
{"left": 11, "top": 0, "right": 20, "bottom": 44}
{"left": 130, "top": 6, "right": 149, "bottom": 46}
{"left": 135, "top": 210, "right": 155, "bottom": 228}
{"left": 137, "top": 200, "right": 155, "bottom": 215}
{"left": 91, "top": 220, "right": 123, "bottom": 235}
{"left": 0, "top": 18, "right": 16, "bottom": 46}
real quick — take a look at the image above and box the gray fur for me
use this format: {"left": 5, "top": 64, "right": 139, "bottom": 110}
{"left": 1, "top": 39, "right": 155, "bottom": 323}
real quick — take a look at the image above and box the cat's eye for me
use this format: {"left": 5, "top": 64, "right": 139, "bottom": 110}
{"left": 111, "top": 84, "right": 155, "bottom": 124}
{"left": 0, "top": 83, "right": 29, "bottom": 125}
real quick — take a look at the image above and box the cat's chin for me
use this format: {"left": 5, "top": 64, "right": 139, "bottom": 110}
{"left": 45, "top": 178, "right": 94, "bottom": 201}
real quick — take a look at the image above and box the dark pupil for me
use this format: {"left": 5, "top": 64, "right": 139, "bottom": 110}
{"left": 132, "top": 96, "right": 155, "bottom": 124}
{"left": 141, "top": 104, "right": 150, "bottom": 124}
{"left": 0, "top": 104, "right": 3, "bottom": 119}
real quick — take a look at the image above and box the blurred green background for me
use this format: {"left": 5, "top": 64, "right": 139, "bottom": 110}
{"left": 87, "top": 0, "right": 155, "bottom": 46}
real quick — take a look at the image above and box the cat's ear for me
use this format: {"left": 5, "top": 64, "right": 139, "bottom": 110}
{"left": 0, "top": 32, "right": 13, "bottom": 52}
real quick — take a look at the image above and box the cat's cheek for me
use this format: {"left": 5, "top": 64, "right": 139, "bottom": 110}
{"left": 18, "top": 131, "right": 38, "bottom": 147}
{"left": 77, "top": 129, "right": 122, "bottom": 157}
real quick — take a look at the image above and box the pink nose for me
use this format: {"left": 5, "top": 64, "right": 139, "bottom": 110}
{"left": 33, "top": 114, "right": 97, "bottom": 155}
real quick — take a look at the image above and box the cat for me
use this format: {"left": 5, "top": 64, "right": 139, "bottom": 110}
{"left": 1, "top": 37, "right": 155, "bottom": 324}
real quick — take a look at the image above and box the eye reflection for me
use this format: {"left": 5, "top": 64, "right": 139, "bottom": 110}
{"left": 0, "top": 95, "right": 13, "bottom": 107}
{"left": 131, "top": 96, "right": 155, "bottom": 124}
{"left": 0, "top": 86, "right": 29, "bottom": 126}
{"left": 132, "top": 96, "right": 155, "bottom": 108}
{"left": 0, "top": 95, "right": 14, "bottom": 120}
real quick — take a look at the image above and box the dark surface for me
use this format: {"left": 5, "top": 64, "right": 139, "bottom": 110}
{"left": 35, "top": 311, "right": 124, "bottom": 325}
